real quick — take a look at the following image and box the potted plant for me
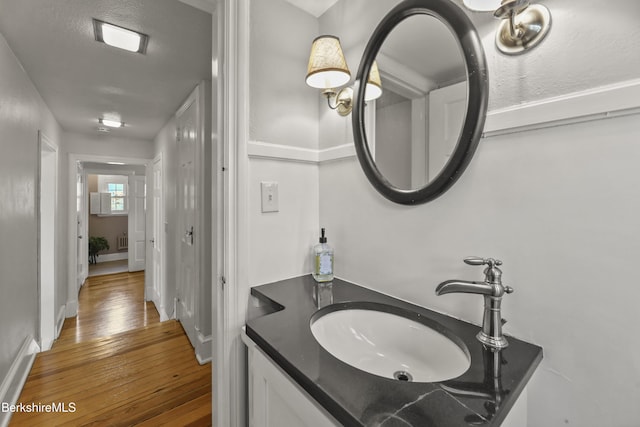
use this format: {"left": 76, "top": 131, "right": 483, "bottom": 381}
{"left": 88, "top": 236, "right": 110, "bottom": 264}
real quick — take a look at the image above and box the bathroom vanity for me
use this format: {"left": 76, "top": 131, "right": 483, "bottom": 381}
{"left": 243, "top": 275, "right": 542, "bottom": 426}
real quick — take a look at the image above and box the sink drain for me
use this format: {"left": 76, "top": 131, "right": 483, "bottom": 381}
{"left": 393, "top": 370, "right": 413, "bottom": 382}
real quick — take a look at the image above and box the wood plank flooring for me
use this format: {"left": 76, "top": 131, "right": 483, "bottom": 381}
{"left": 56, "top": 271, "right": 159, "bottom": 346}
{"left": 10, "top": 272, "right": 211, "bottom": 426}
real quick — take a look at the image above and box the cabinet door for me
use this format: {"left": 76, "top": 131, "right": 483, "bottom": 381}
{"left": 89, "top": 192, "right": 100, "bottom": 215}
{"left": 245, "top": 336, "right": 340, "bottom": 427}
{"left": 99, "top": 192, "right": 111, "bottom": 214}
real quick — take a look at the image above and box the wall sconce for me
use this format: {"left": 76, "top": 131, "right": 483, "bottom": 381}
{"left": 306, "top": 35, "right": 382, "bottom": 116}
{"left": 463, "top": 0, "right": 551, "bottom": 55}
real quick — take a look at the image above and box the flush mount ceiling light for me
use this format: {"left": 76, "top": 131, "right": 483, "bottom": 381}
{"left": 99, "top": 118, "right": 124, "bottom": 128}
{"left": 93, "top": 19, "right": 148, "bottom": 54}
{"left": 305, "top": 35, "right": 382, "bottom": 116}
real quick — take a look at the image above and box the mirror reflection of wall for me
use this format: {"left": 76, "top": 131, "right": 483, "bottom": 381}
{"left": 375, "top": 89, "right": 413, "bottom": 189}
{"left": 365, "top": 14, "right": 468, "bottom": 191}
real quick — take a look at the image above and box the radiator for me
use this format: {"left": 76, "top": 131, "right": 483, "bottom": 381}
{"left": 117, "top": 235, "right": 128, "bottom": 250}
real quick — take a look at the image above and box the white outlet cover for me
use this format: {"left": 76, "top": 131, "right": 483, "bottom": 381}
{"left": 261, "top": 181, "right": 279, "bottom": 213}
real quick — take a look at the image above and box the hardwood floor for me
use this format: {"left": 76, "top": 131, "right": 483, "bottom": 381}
{"left": 56, "top": 271, "right": 159, "bottom": 346}
{"left": 10, "top": 272, "right": 212, "bottom": 426}
{"left": 88, "top": 259, "right": 129, "bottom": 277}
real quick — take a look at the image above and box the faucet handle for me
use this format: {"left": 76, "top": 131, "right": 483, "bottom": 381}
{"left": 464, "top": 257, "right": 502, "bottom": 267}
{"left": 464, "top": 257, "right": 504, "bottom": 284}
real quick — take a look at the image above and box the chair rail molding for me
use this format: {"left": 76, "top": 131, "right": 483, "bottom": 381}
{"left": 248, "top": 78, "right": 640, "bottom": 163}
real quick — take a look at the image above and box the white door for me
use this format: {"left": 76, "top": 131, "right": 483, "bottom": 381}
{"left": 128, "top": 175, "right": 146, "bottom": 272}
{"left": 39, "top": 133, "right": 57, "bottom": 351}
{"left": 177, "top": 97, "right": 198, "bottom": 348}
{"left": 76, "top": 163, "right": 86, "bottom": 291}
{"left": 428, "top": 81, "right": 467, "bottom": 181}
{"left": 150, "top": 156, "right": 164, "bottom": 317}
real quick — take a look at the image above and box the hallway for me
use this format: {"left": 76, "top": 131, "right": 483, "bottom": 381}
{"left": 9, "top": 272, "right": 212, "bottom": 426}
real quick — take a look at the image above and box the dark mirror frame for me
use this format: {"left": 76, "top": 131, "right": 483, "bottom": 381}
{"left": 352, "top": 0, "right": 488, "bottom": 205}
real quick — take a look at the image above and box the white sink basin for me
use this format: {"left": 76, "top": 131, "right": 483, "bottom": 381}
{"left": 310, "top": 307, "right": 470, "bottom": 382}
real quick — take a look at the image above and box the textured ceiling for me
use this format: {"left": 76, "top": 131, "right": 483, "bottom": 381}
{"left": 0, "top": 0, "right": 211, "bottom": 140}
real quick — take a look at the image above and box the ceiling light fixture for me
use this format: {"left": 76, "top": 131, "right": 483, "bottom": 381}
{"left": 93, "top": 19, "right": 148, "bottom": 54}
{"left": 99, "top": 118, "right": 124, "bottom": 128}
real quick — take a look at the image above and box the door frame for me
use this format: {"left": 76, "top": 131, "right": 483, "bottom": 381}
{"left": 38, "top": 131, "right": 59, "bottom": 351}
{"left": 183, "top": 0, "right": 248, "bottom": 424}
{"left": 214, "top": 0, "right": 249, "bottom": 426}
{"left": 66, "top": 153, "right": 151, "bottom": 317}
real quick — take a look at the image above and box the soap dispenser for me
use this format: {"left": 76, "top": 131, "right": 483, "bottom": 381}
{"left": 312, "top": 228, "right": 333, "bottom": 282}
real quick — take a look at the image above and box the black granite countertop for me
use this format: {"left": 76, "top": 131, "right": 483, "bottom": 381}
{"left": 246, "top": 275, "right": 543, "bottom": 427}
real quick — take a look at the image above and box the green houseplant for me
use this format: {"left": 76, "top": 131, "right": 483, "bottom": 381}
{"left": 88, "top": 236, "right": 110, "bottom": 264}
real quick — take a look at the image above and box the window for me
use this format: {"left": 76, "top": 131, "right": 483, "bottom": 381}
{"left": 107, "top": 182, "right": 126, "bottom": 212}
{"left": 97, "top": 174, "right": 128, "bottom": 214}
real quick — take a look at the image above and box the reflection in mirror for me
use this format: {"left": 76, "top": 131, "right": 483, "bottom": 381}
{"left": 365, "top": 14, "right": 467, "bottom": 190}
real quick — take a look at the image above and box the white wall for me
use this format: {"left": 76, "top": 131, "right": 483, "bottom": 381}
{"left": 321, "top": 114, "right": 640, "bottom": 426}
{"left": 247, "top": 0, "right": 320, "bottom": 294}
{"left": 63, "top": 132, "right": 154, "bottom": 159}
{"left": 0, "top": 32, "right": 62, "bottom": 383}
{"left": 248, "top": 159, "right": 319, "bottom": 287}
{"left": 375, "top": 98, "right": 411, "bottom": 188}
{"left": 316, "top": 1, "right": 640, "bottom": 426}
{"left": 249, "top": 0, "right": 320, "bottom": 150}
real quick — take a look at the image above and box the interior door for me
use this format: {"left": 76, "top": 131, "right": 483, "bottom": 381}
{"left": 151, "top": 156, "right": 164, "bottom": 316}
{"left": 76, "top": 162, "right": 86, "bottom": 291}
{"left": 428, "top": 81, "right": 467, "bottom": 181}
{"left": 177, "top": 97, "right": 198, "bottom": 348}
{"left": 128, "top": 175, "right": 146, "bottom": 272}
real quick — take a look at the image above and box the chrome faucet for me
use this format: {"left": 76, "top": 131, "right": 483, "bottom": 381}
{"left": 436, "top": 257, "right": 514, "bottom": 349}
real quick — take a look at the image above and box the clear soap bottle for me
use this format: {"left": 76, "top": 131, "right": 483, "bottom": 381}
{"left": 312, "top": 228, "right": 333, "bottom": 282}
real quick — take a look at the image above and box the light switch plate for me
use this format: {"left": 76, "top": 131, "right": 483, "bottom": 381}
{"left": 261, "top": 181, "right": 279, "bottom": 213}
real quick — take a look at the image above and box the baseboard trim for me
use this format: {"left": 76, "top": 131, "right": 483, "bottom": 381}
{"left": 65, "top": 300, "right": 78, "bottom": 318}
{"left": 195, "top": 332, "right": 212, "bottom": 365}
{"left": 0, "top": 336, "right": 40, "bottom": 427}
{"left": 95, "top": 252, "right": 128, "bottom": 263}
{"left": 56, "top": 305, "right": 66, "bottom": 339}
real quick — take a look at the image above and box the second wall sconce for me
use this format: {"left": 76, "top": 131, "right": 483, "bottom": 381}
{"left": 305, "top": 35, "right": 382, "bottom": 116}
{"left": 463, "top": 0, "right": 551, "bottom": 55}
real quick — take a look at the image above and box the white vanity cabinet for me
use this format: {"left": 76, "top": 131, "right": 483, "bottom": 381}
{"left": 242, "top": 331, "right": 340, "bottom": 427}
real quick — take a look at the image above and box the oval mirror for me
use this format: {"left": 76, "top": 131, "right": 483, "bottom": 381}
{"left": 352, "top": 0, "right": 488, "bottom": 205}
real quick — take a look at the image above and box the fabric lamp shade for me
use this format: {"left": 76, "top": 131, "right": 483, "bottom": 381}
{"left": 365, "top": 60, "right": 383, "bottom": 101}
{"left": 306, "top": 35, "right": 351, "bottom": 89}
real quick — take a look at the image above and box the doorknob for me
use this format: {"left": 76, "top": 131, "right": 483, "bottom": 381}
{"left": 78, "top": 235, "right": 83, "bottom": 239}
